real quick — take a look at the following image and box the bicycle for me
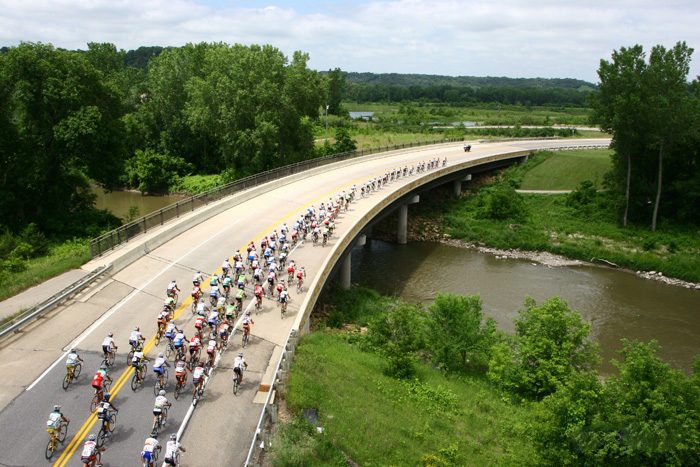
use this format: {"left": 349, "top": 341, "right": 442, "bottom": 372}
{"left": 192, "top": 381, "right": 204, "bottom": 405}
{"left": 154, "top": 325, "right": 165, "bottom": 346}
{"left": 143, "top": 448, "right": 159, "bottom": 467}
{"left": 174, "top": 373, "right": 187, "bottom": 400}
{"left": 96, "top": 412, "right": 117, "bottom": 448}
{"left": 242, "top": 328, "right": 250, "bottom": 348}
{"left": 296, "top": 278, "right": 304, "bottom": 294}
{"left": 62, "top": 363, "right": 82, "bottom": 390}
{"left": 280, "top": 299, "right": 288, "bottom": 318}
{"left": 151, "top": 406, "right": 169, "bottom": 436}
{"left": 254, "top": 296, "right": 262, "bottom": 314}
{"left": 232, "top": 368, "right": 243, "bottom": 395}
{"left": 90, "top": 381, "right": 111, "bottom": 412}
{"left": 45, "top": 421, "right": 68, "bottom": 460}
{"left": 127, "top": 342, "right": 144, "bottom": 365}
{"left": 187, "top": 348, "right": 201, "bottom": 371}
{"left": 101, "top": 350, "right": 115, "bottom": 368}
{"left": 175, "top": 345, "right": 186, "bottom": 363}
{"left": 130, "top": 363, "right": 147, "bottom": 391}
{"left": 164, "top": 339, "right": 175, "bottom": 359}
{"left": 153, "top": 369, "right": 168, "bottom": 396}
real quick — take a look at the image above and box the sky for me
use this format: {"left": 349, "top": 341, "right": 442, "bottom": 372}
{"left": 1, "top": 0, "right": 699, "bottom": 83}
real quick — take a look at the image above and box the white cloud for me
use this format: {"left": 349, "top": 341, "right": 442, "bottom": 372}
{"left": 1, "top": 0, "right": 699, "bottom": 81}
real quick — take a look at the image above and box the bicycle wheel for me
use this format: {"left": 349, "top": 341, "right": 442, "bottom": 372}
{"left": 106, "top": 352, "right": 115, "bottom": 367}
{"left": 242, "top": 332, "right": 248, "bottom": 348}
{"left": 233, "top": 376, "right": 240, "bottom": 395}
{"left": 153, "top": 379, "right": 161, "bottom": 396}
{"left": 62, "top": 373, "right": 71, "bottom": 391}
{"left": 45, "top": 437, "right": 57, "bottom": 460}
{"left": 97, "top": 426, "right": 107, "bottom": 448}
{"left": 131, "top": 373, "right": 139, "bottom": 391}
{"left": 154, "top": 333, "right": 161, "bottom": 346}
{"left": 127, "top": 350, "right": 134, "bottom": 366}
{"left": 174, "top": 381, "right": 182, "bottom": 400}
{"left": 109, "top": 413, "right": 117, "bottom": 433}
{"left": 165, "top": 343, "right": 173, "bottom": 359}
{"left": 90, "top": 395, "right": 99, "bottom": 413}
{"left": 74, "top": 362, "right": 82, "bottom": 378}
{"left": 59, "top": 422, "right": 68, "bottom": 442}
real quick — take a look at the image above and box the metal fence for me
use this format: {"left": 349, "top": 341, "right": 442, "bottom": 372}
{"left": 0, "top": 265, "right": 112, "bottom": 340}
{"left": 89, "top": 138, "right": 462, "bottom": 258}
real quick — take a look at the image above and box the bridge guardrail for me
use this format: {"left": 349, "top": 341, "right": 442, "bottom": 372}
{"left": 89, "top": 139, "right": 463, "bottom": 258}
{"left": 0, "top": 265, "right": 112, "bottom": 340}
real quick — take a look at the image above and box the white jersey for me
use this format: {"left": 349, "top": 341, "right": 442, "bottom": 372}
{"left": 47, "top": 412, "right": 62, "bottom": 429}
{"left": 66, "top": 352, "right": 79, "bottom": 366}
{"left": 175, "top": 361, "right": 187, "bottom": 373}
{"left": 101, "top": 337, "right": 115, "bottom": 349}
{"left": 222, "top": 260, "right": 231, "bottom": 270}
{"left": 167, "top": 281, "right": 177, "bottom": 291}
{"left": 233, "top": 356, "right": 246, "bottom": 370}
{"left": 208, "top": 310, "right": 218, "bottom": 322}
{"left": 154, "top": 357, "right": 167, "bottom": 369}
{"left": 143, "top": 437, "right": 159, "bottom": 452}
{"left": 166, "top": 322, "right": 177, "bottom": 333}
{"left": 129, "top": 330, "right": 142, "bottom": 342}
{"left": 132, "top": 351, "right": 144, "bottom": 363}
{"left": 81, "top": 441, "right": 97, "bottom": 458}
{"left": 165, "top": 440, "right": 181, "bottom": 458}
{"left": 154, "top": 395, "right": 168, "bottom": 410}
{"left": 196, "top": 302, "right": 206, "bottom": 314}
{"left": 193, "top": 367, "right": 204, "bottom": 379}
{"left": 207, "top": 340, "right": 216, "bottom": 352}
{"left": 193, "top": 273, "right": 203, "bottom": 283}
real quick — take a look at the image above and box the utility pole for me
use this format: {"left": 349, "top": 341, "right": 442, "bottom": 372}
{"left": 325, "top": 104, "right": 329, "bottom": 138}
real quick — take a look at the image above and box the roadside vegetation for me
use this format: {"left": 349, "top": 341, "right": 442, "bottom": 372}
{"left": 270, "top": 286, "right": 700, "bottom": 466}
{"left": 517, "top": 149, "right": 612, "bottom": 190}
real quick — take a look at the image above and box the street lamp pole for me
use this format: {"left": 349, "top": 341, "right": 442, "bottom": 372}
{"left": 325, "top": 104, "right": 329, "bottom": 138}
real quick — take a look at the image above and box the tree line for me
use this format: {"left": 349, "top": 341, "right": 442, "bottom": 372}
{"left": 591, "top": 41, "right": 700, "bottom": 229}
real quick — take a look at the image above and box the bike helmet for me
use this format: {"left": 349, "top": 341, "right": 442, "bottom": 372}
{"left": 53, "top": 405, "right": 61, "bottom": 411}
{"left": 70, "top": 348, "right": 76, "bottom": 353}
{"left": 170, "top": 433, "right": 177, "bottom": 440}
{"left": 100, "top": 364, "right": 108, "bottom": 370}
{"left": 88, "top": 434, "right": 96, "bottom": 441}
{"left": 238, "top": 352, "right": 243, "bottom": 357}
{"left": 108, "top": 332, "right": 113, "bottom": 337}
{"left": 159, "top": 389, "right": 166, "bottom": 396}
{"left": 158, "top": 352, "right": 164, "bottom": 358}
{"left": 134, "top": 326, "right": 140, "bottom": 331}
{"left": 103, "top": 393, "right": 111, "bottom": 402}
{"left": 245, "top": 310, "right": 251, "bottom": 317}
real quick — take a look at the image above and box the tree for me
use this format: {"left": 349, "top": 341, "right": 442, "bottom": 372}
{"left": 0, "top": 43, "right": 126, "bottom": 234}
{"left": 124, "top": 149, "right": 190, "bottom": 194}
{"left": 427, "top": 294, "right": 497, "bottom": 372}
{"left": 326, "top": 68, "right": 344, "bottom": 115}
{"left": 332, "top": 127, "right": 357, "bottom": 153}
{"left": 645, "top": 42, "right": 694, "bottom": 231}
{"left": 487, "top": 297, "right": 599, "bottom": 399}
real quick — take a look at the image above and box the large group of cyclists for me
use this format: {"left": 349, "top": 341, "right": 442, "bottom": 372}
{"left": 44, "top": 156, "right": 447, "bottom": 466}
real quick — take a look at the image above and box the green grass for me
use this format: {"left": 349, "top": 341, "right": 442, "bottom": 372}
{"left": 519, "top": 149, "right": 612, "bottom": 190}
{"left": 278, "top": 332, "right": 537, "bottom": 466}
{"left": 0, "top": 239, "right": 90, "bottom": 302}
{"left": 172, "top": 174, "right": 224, "bottom": 194}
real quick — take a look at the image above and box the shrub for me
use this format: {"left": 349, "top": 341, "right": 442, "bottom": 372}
{"left": 566, "top": 180, "right": 597, "bottom": 210}
{"left": 124, "top": 149, "right": 192, "bottom": 194}
{"left": 481, "top": 184, "right": 528, "bottom": 221}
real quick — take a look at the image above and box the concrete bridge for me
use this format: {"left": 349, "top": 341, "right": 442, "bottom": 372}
{"left": 0, "top": 138, "right": 609, "bottom": 466}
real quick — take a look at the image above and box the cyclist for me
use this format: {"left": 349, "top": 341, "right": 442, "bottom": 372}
{"left": 287, "top": 261, "right": 296, "bottom": 282}
{"left": 221, "top": 258, "right": 231, "bottom": 277}
{"left": 233, "top": 249, "right": 243, "bottom": 263}
{"left": 164, "top": 296, "right": 176, "bottom": 313}
{"left": 174, "top": 358, "right": 187, "bottom": 387}
{"left": 164, "top": 433, "right": 186, "bottom": 466}
{"left": 267, "top": 270, "right": 276, "bottom": 293}
{"left": 209, "top": 273, "right": 220, "bottom": 288}
{"left": 173, "top": 329, "right": 187, "bottom": 355}
{"left": 296, "top": 266, "right": 306, "bottom": 289}
{"left": 218, "top": 319, "right": 230, "bottom": 347}
{"left": 209, "top": 285, "right": 220, "bottom": 306}
{"left": 153, "top": 352, "right": 170, "bottom": 387}
{"left": 236, "top": 272, "right": 247, "bottom": 290}
{"left": 221, "top": 274, "right": 232, "bottom": 296}
{"left": 189, "top": 334, "right": 202, "bottom": 362}
{"left": 207, "top": 308, "right": 218, "bottom": 329}
{"left": 254, "top": 283, "right": 264, "bottom": 307}
{"left": 165, "top": 321, "right": 179, "bottom": 342}
{"left": 101, "top": 332, "right": 117, "bottom": 362}
{"left": 92, "top": 365, "right": 112, "bottom": 401}
{"left": 97, "top": 393, "right": 118, "bottom": 432}
{"left": 233, "top": 352, "right": 248, "bottom": 383}
{"left": 192, "top": 271, "right": 203, "bottom": 287}
{"left": 205, "top": 335, "right": 217, "bottom": 368}
{"left": 252, "top": 266, "right": 262, "bottom": 284}
{"left": 235, "top": 287, "right": 246, "bottom": 311}
{"left": 242, "top": 311, "right": 254, "bottom": 340}
{"left": 195, "top": 297, "right": 207, "bottom": 316}
{"left": 193, "top": 314, "right": 206, "bottom": 335}
{"left": 279, "top": 287, "right": 290, "bottom": 311}
{"left": 191, "top": 285, "right": 202, "bottom": 303}
{"left": 225, "top": 303, "right": 236, "bottom": 323}
{"left": 157, "top": 309, "right": 170, "bottom": 331}
{"left": 166, "top": 280, "right": 180, "bottom": 298}
{"left": 141, "top": 434, "right": 161, "bottom": 466}
{"left": 192, "top": 363, "right": 207, "bottom": 398}
{"left": 216, "top": 295, "right": 227, "bottom": 315}
{"left": 47, "top": 404, "right": 69, "bottom": 434}
{"left": 81, "top": 434, "right": 104, "bottom": 467}
{"left": 152, "top": 390, "right": 171, "bottom": 432}
{"left": 65, "top": 348, "right": 83, "bottom": 376}
{"left": 129, "top": 326, "right": 145, "bottom": 351}
{"left": 234, "top": 259, "right": 244, "bottom": 275}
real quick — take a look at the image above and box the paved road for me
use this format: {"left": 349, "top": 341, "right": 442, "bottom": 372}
{"left": 0, "top": 138, "right": 609, "bottom": 467}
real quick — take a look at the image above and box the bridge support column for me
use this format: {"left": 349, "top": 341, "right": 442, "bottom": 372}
{"left": 340, "top": 253, "right": 352, "bottom": 290}
{"left": 397, "top": 195, "right": 420, "bottom": 245}
{"left": 452, "top": 174, "right": 472, "bottom": 197}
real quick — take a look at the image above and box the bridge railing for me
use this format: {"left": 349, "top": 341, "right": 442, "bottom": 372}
{"left": 89, "top": 138, "right": 462, "bottom": 258}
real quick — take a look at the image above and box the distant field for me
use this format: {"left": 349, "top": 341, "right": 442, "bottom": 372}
{"left": 519, "top": 149, "right": 612, "bottom": 190}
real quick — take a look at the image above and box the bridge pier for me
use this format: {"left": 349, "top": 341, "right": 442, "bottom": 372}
{"left": 452, "top": 174, "right": 472, "bottom": 197}
{"left": 339, "top": 234, "right": 367, "bottom": 290}
{"left": 397, "top": 195, "right": 420, "bottom": 245}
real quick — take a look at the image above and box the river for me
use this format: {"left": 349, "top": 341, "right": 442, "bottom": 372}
{"left": 351, "top": 240, "right": 700, "bottom": 373}
{"left": 92, "top": 188, "right": 185, "bottom": 220}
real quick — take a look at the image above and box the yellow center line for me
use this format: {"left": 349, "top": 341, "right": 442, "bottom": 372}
{"left": 54, "top": 148, "right": 449, "bottom": 465}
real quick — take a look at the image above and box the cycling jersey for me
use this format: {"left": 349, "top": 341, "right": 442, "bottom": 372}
{"left": 153, "top": 357, "right": 167, "bottom": 373}
{"left": 236, "top": 290, "right": 245, "bottom": 301}
{"left": 207, "top": 340, "right": 216, "bottom": 354}
{"left": 66, "top": 352, "right": 79, "bottom": 366}
{"left": 92, "top": 372, "right": 104, "bottom": 389}
{"left": 132, "top": 351, "right": 145, "bottom": 366}
{"left": 101, "top": 337, "right": 115, "bottom": 351}
{"left": 97, "top": 401, "right": 114, "bottom": 420}
{"left": 193, "top": 366, "right": 204, "bottom": 381}
{"left": 280, "top": 291, "right": 289, "bottom": 303}
{"left": 209, "top": 277, "right": 219, "bottom": 286}
{"left": 233, "top": 356, "right": 246, "bottom": 370}
{"left": 81, "top": 441, "right": 97, "bottom": 461}
{"left": 222, "top": 276, "right": 232, "bottom": 287}
{"left": 207, "top": 310, "right": 218, "bottom": 324}
{"left": 209, "top": 286, "right": 219, "bottom": 297}
{"left": 47, "top": 411, "right": 62, "bottom": 429}
{"left": 174, "top": 332, "right": 186, "bottom": 347}
{"left": 129, "top": 331, "right": 143, "bottom": 344}
{"left": 189, "top": 337, "right": 201, "bottom": 350}
{"left": 165, "top": 440, "right": 181, "bottom": 460}
{"left": 154, "top": 395, "right": 168, "bottom": 411}
{"left": 254, "top": 285, "right": 263, "bottom": 297}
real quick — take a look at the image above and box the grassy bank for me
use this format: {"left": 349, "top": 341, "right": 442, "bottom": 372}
{"left": 272, "top": 331, "right": 536, "bottom": 466}
{"left": 409, "top": 150, "right": 700, "bottom": 283}
{"left": 0, "top": 239, "right": 90, "bottom": 302}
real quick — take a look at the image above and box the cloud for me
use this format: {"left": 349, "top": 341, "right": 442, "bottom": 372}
{"left": 1, "top": 0, "right": 699, "bottom": 81}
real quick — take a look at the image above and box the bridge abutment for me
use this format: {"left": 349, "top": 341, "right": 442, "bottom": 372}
{"left": 397, "top": 195, "right": 420, "bottom": 245}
